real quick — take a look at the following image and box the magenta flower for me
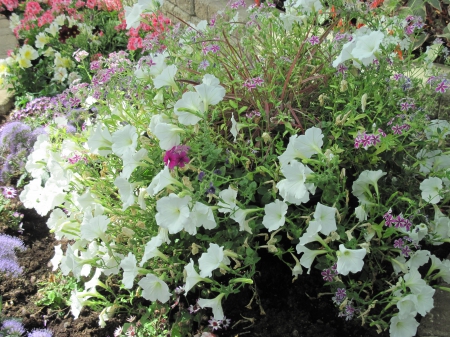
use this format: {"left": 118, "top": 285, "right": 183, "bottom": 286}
{"left": 392, "top": 125, "right": 403, "bottom": 135}
{"left": 163, "top": 145, "right": 190, "bottom": 170}
{"left": 308, "top": 36, "right": 320, "bottom": 45}
{"left": 435, "top": 80, "right": 449, "bottom": 93}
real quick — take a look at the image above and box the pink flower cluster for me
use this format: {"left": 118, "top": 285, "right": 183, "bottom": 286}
{"left": 163, "top": 145, "right": 190, "bottom": 170}
{"left": 354, "top": 129, "right": 385, "bottom": 150}
{"left": 383, "top": 209, "right": 413, "bottom": 231}
{"left": 115, "top": 12, "right": 171, "bottom": 51}
{"left": 0, "top": 0, "right": 18, "bottom": 12}
{"left": 243, "top": 76, "right": 264, "bottom": 91}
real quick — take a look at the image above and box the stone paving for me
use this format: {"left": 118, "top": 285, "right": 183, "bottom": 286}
{"left": 1, "top": 5, "right": 450, "bottom": 337}
{"left": 0, "top": 14, "right": 16, "bottom": 116}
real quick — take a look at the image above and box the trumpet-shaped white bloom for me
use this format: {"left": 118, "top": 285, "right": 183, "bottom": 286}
{"left": 148, "top": 113, "right": 171, "bottom": 134}
{"left": 50, "top": 244, "right": 63, "bottom": 271}
{"left": 125, "top": 4, "right": 143, "bottom": 29}
{"left": 396, "top": 294, "right": 418, "bottom": 319}
{"left": 153, "top": 64, "right": 178, "bottom": 89}
{"left": 147, "top": 166, "right": 180, "bottom": 196}
{"left": 336, "top": 244, "right": 367, "bottom": 275}
{"left": 81, "top": 215, "right": 109, "bottom": 241}
{"left": 138, "top": 274, "right": 171, "bottom": 303}
{"left": 184, "top": 202, "right": 217, "bottom": 235}
{"left": 278, "top": 127, "right": 324, "bottom": 166}
{"left": 122, "top": 148, "right": 148, "bottom": 179}
{"left": 296, "top": 245, "right": 327, "bottom": 274}
{"left": 140, "top": 236, "right": 164, "bottom": 266}
{"left": 19, "top": 44, "right": 39, "bottom": 61}
{"left": 194, "top": 74, "right": 226, "bottom": 110}
{"left": 174, "top": 91, "right": 204, "bottom": 125}
{"left": 217, "top": 186, "right": 238, "bottom": 213}
{"left": 352, "top": 31, "right": 385, "bottom": 66}
{"left": 87, "top": 124, "right": 112, "bottom": 156}
{"left": 46, "top": 207, "right": 79, "bottom": 240}
{"left": 153, "top": 123, "right": 183, "bottom": 150}
{"left": 198, "top": 243, "right": 224, "bottom": 277}
{"left": 185, "top": 258, "right": 209, "bottom": 293}
{"left": 70, "top": 289, "right": 92, "bottom": 319}
{"left": 389, "top": 314, "right": 419, "bottom": 337}
{"left": 155, "top": 194, "right": 191, "bottom": 234}
{"left": 420, "top": 177, "right": 442, "bottom": 204}
{"left": 403, "top": 268, "right": 427, "bottom": 294}
{"left": 352, "top": 170, "right": 386, "bottom": 204}
{"left": 313, "top": 202, "right": 337, "bottom": 235}
{"left": 198, "top": 293, "right": 226, "bottom": 320}
{"left": 277, "top": 160, "right": 315, "bottom": 205}
{"left": 120, "top": 253, "right": 139, "bottom": 289}
{"left": 114, "top": 176, "right": 137, "bottom": 211}
{"left": 262, "top": 199, "right": 288, "bottom": 232}
{"left": 415, "top": 285, "right": 435, "bottom": 316}
{"left": 297, "top": 220, "right": 322, "bottom": 246}
{"left": 112, "top": 124, "right": 138, "bottom": 158}
{"left": 230, "top": 208, "right": 255, "bottom": 234}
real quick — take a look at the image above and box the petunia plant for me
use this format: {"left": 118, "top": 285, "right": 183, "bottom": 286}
{"left": 12, "top": 0, "right": 450, "bottom": 336}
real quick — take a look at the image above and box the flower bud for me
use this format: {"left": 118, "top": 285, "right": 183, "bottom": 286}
{"left": 340, "top": 79, "right": 348, "bottom": 92}
{"left": 361, "top": 93, "right": 368, "bottom": 112}
{"left": 261, "top": 132, "right": 271, "bottom": 144}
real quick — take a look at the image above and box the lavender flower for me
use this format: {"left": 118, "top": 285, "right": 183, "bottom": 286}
{"left": 27, "top": 328, "right": 53, "bottom": 337}
{"left": 0, "top": 234, "right": 26, "bottom": 277}
{"left": 1, "top": 319, "right": 26, "bottom": 335}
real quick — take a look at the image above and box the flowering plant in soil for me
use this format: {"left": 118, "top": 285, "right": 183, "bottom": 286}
{"left": 15, "top": 0, "right": 450, "bottom": 336}
{"left": 0, "top": 0, "right": 129, "bottom": 105}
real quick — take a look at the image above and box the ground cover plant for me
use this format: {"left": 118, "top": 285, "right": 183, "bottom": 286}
{"left": 1, "top": 0, "right": 450, "bottom": 336}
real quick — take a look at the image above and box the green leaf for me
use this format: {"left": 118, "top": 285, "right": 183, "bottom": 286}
{"left": 427, "top": 0, "right": 442, "bottom": 11}
{"left": 229, "top": 100, "right": 238, "bottom": 109}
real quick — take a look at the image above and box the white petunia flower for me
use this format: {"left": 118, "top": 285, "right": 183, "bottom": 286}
{"left": 415, "top": 285, "right": 435, "bottom": 316}
{"left": 111, "top": 124, "right": 138, "bottom": 158}
{"left": 420, "top": 177, "right": 442, "bottom": 204}
{"left": 296, "top": 245, "right": 327, "bottom": 274}
{"left": 389, "top": 314, "right": 419, "bottom": 337}
{"left": 278, "top": 127, "right": 324, "bottom": 166}
{"left": 198, "top": 243, "right": 224, "bottom": 278}
{"left": 396, "top": 294, "right": 418, "bottom": 319}
{"left": 138, "top": 274, "right": 171, "bottom": 303}
{"left": 87, "top": 124, "right": 113, "bottom": 156}
{"left": 336, "top": 244, "right": 367, "bottom": 275}
{"left": 122, "top": 148, "right": 148, "bottom": 179}
{"left": 185, "top": 258, "right": 210, "bottom": 293}
{"left": 313, "top": 202, "right": 337, "bottom": 236}
{"left": 114, "top": 176, "right": 137, "bottom": 211}
{"left": 153, "top": 64, "right": 178, "bottom": 89}
{"left": 297, "top": 220, "right": 322, "bottom": 246}
{"left": 81, "top": 215, "right": 109, "bottom": 241}
{"left": 217, "top": 186, "right": 238, "bottom": 213}
{"left": 153, "top": 123, "right": 183, "bottom": 150}
{"left": 125, "top": 4, "right": 144, "bottom": 29}
{"left": 276, "top": 160, "right": 315, "bottom": 205}
{"left": 262, "top": 199, "right": 288, "bottom": 232}
{"left": 119, "top": 253, "right": 139, "bottom": 289}
{"left": 147, "top": 166, "right": 181, "bottom": 196}
{"left": 198, "top": 293, "right": 226, "bottom": 320}
{"left": 140, "top": 236, "right": 165, "bottom": 266}
{"left": 352, "top": 31, "right": 384, "bottom": 66}
{"left": 155, "top": 194, "right": 191, "bottom": 234}
{"left": 174, "top": 91, "right": 204, "bottom": 125}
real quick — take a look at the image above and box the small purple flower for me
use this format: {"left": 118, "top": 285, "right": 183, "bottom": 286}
{"left": 393, "top": 238, "right": 404, "bottom": 248}
{"left": 308, "top": 35, "right": 320, "bottom": 45}
{"left": 377, "top": 128, "right": 386, "bottom": 137}
{"left": 209, "top": 45, "right": 220, "bottom": 53}
{"left": 1, "top": 319, "right": 26, "bottom": 335}
{"left": 321, "top": 268, "right": 333, "bottom": 282}
{"left": 337, "top": 63, "right": 348, "bottom": 75}
{"left": 435, "top": 80, "right": 449, "bottom": 93}
{"left": 392, "top": 125, "right": 403, "bottom": 135}
{"left": 333, "top": 288, "right": 347, "bottom": 305}
{"left": 198, "top": 60, "right": 210, "bottom": 71}
{"left": 401, "top": 245, "right": 412, "bottom": 257}
{"left": 198, "top": 171, "right": 205, "bottom": 181}
{"left": 206, "top": 182, "right": 216, "bottom": 195}
{"left": 392, "top": 73, "right": 403, "bottom": 81}
{"left": 2, "top": 186, "right": 17, "bottom": 199}
{"left": 27, "top": 328, "right": 53, "bottom": 337}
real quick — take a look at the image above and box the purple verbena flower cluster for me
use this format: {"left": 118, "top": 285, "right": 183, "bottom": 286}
{"left": 332, "top": 288, "right": 346, "bottom": 305}
{"left": 383, "top": 209, "right": 413, "bottom": 231}
{"left": 0, "top": 234, "right": 26, "bottom": 277}
{"left": 163, "top": 145, "right": 190, "bottom": 170}
{"left": 338, "top": 301, "right": 357, "bottom": 321}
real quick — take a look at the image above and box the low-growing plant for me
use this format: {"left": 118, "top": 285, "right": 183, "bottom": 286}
{"left": 36, "top": 272, "right": 79, "bottom": 313}
{"left": 0, "top": 233, "right": 25, "bottom": 277}
{"left": 14, "top": 1, "right": 450, "bottom": 337}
